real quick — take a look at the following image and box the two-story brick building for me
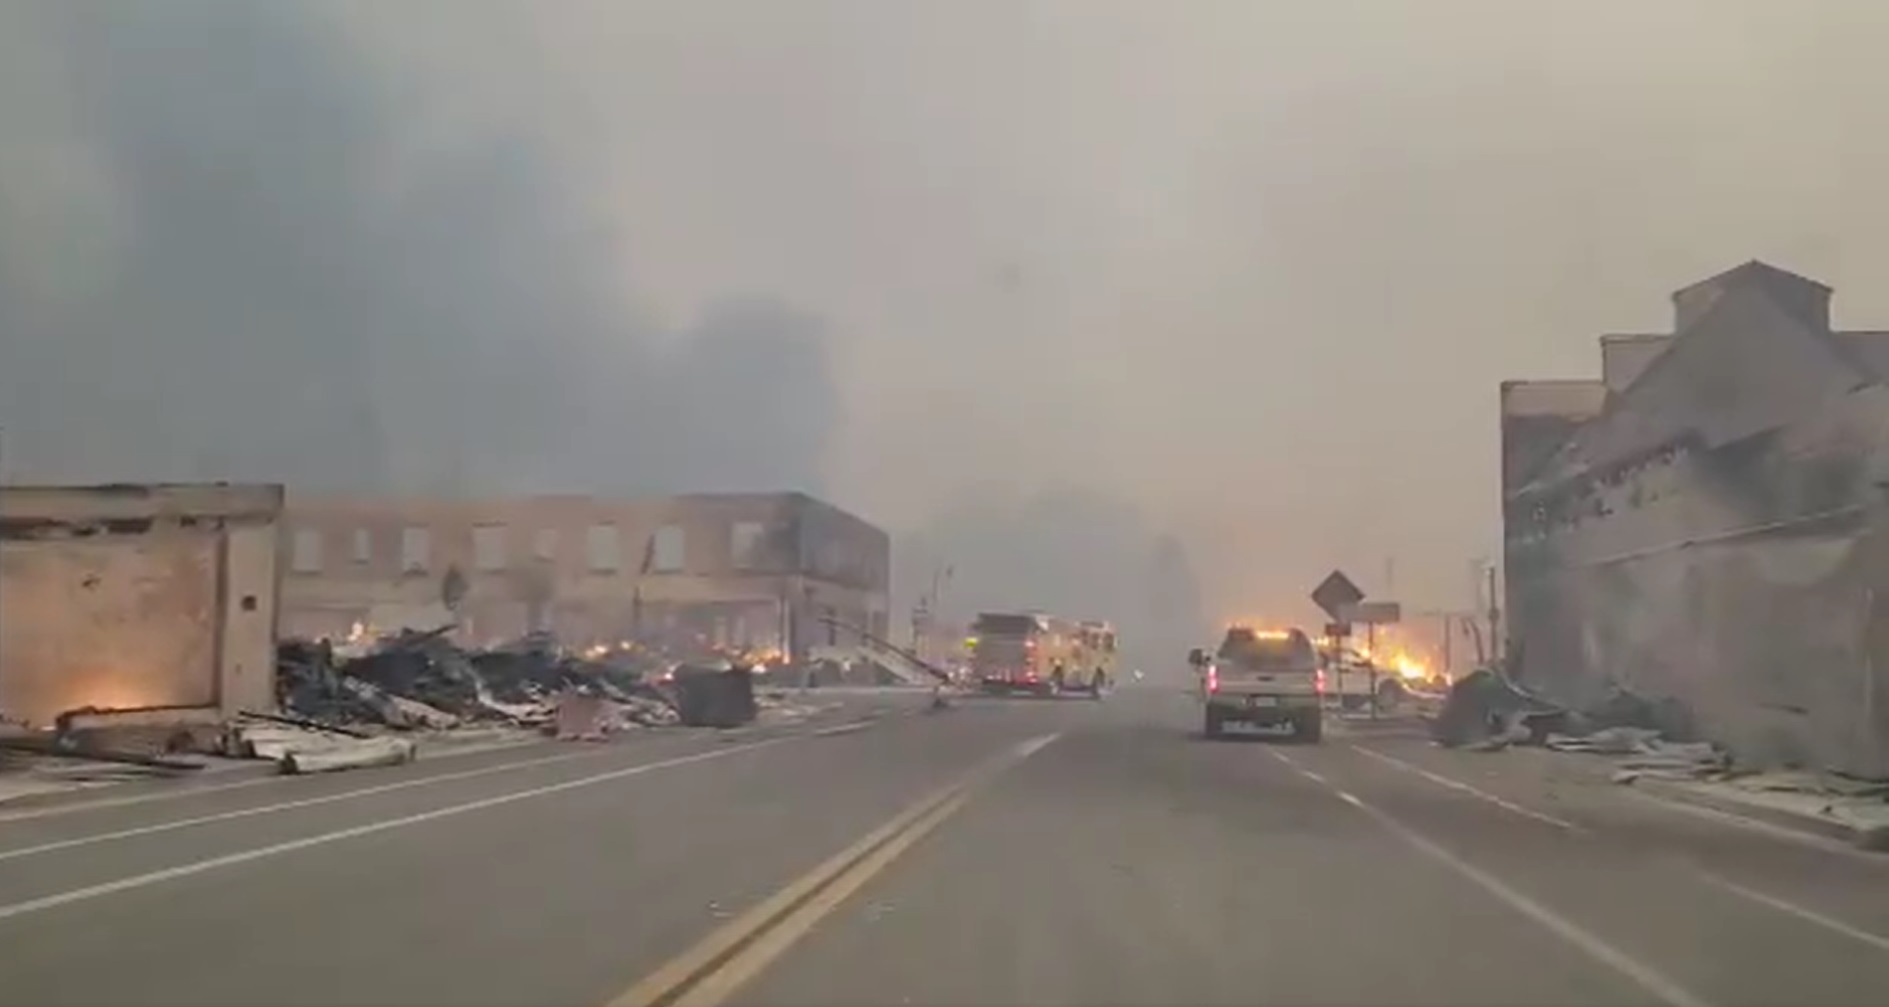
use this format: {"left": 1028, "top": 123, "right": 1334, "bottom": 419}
{"left": 279, "top": 492, "right": 890, "bottom": 661}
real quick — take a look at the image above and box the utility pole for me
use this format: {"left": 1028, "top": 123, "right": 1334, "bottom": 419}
{"left": 0, "top": 425, "right": 6, "bottom": 706}
{"left": 915, "top": 563, "right": 953, "bottom": 665}
{"left": 1467, "top": 557, "right": 1490, "bottom": 668}
{"left": 1485, "top": 562, "right": 1501, "bottom": 667}
{"left": 1441, "top": 614, "right": 1454, "bottom": 679}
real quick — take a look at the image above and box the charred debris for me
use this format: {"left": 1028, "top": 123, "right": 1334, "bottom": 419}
{"left": 275, "top": 626, "right": 775, "bottom": 734}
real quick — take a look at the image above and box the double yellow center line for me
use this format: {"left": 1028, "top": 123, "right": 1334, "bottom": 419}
{"left": 608, "top": 733, "right": 1061, "bottom": 1007}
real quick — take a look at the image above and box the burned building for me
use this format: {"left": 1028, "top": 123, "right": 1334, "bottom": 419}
{"left": 1502, "top": 260, "right": 1889, "bottom": 776}
{"left": 280, "top": 492, "right": 890, "bottom": 662}
{"left": 0, "top": 483, "right": 284, "bottom": 728}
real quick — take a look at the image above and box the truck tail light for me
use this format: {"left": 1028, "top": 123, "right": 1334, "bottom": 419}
{"left": 1206, "top": 665, "right": 1219, "bottom": 693}
{"left": 1315, "top": 668, "right": 1328, "bottom": 695}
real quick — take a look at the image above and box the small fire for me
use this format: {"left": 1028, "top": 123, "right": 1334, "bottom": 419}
{"left": 1385, "top": 649, "right": 1430, "bottom": 682}
{"left": 1325, "top": 639, "right": 1436, "bottom": 683}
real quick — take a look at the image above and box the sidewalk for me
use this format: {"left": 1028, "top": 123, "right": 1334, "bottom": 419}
{"left": 1346, "top": 715, "right": 1889, "bottom": 851}
{"left": 1622, "top": 769, "right": 1889, "bottom": 849}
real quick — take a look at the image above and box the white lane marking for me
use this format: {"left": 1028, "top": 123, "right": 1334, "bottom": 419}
{"left": 1698, "top": 871, "right": 1889, "bottom": 954}
{"left": 1013, "top": 733, "right": 1061, "bottom": 760}
{"left": 0, "top": 738, "right": 788, "bottom": 924}
{"left": 0, "top": 714, "right": 879, "bottom": 841}
{"left": 1351, "top": 744, "right": 1583, "bottom": 833}
{"left": 0, "top": 745, "right": 635, "bottom": 863}
{"left": 811, "top": 720, "right": 874, "bottom": 738}
{"left": 1310, "top": 735, "right": 1889, "bottom": 963}
{"left": 0, "top": 775, "right": 287, "bottom": 824}
{"left": 0, "top": 738, "right": 550, "bottom": 825}
{"left": 1277, "top": 751, "right": 1706, "bottom": 1007}
{"left": 1300, "top": 769, "right": 1328, "bottom": 784}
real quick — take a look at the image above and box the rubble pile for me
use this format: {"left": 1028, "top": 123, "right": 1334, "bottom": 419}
{"left": 275, "top": 629, "right": 681, "bottom": 734}
{"left": 1429, "top": 666, "right": 1727, "bottom": 773}
{"left": 1428, "top": 668, "right": 1569, "bottom": 750}
{"left": 1545, "top": 726, "right": 1728, "bottom": 782}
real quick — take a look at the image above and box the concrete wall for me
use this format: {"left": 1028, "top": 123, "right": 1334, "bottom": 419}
{"left": 281, "top": 492, "right": 890, "bottom": 660}
{"left": 0, "top": 484, "right": 283, "bottom": 727}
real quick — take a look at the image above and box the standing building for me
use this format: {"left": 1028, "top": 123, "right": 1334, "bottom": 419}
{"left": 280, "top": 492, "right": 889, "bottom": 662}
{"left": 1501, "top": 260, "right": 1889, "bottom": 776}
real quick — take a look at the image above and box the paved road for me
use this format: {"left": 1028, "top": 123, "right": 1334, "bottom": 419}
{"left": 4, "top": 689, "right": 1889, "bottom": 1006}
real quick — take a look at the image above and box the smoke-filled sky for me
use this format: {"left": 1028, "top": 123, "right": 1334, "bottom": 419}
{"left": 4, "top": 0, "right": 1889, "bottom": 634}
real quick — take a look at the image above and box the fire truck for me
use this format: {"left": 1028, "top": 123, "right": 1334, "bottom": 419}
{"left": 966, "top": 611, "right": 1116, "bottom": 697}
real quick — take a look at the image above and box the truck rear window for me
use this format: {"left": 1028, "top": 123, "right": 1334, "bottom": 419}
{"left": 1217, "top": 629, "right": 1315, "bottom": 671}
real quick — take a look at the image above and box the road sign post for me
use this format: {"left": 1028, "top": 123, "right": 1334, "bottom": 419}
{"left": 1311, "top": 570, "right": 1368, "bottom": 719}
{"left": 1349, "top": 601, "right": 1402, "bottom": 625}
{"left": 1311, "top": 570, "right": 1365, "bottom": 622}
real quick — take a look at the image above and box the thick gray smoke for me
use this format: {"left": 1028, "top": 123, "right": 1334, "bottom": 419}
{"left": 897, "top": 485, "right": 1210, "bottom": 673}
{"left": 0, "top": 1, "right": 837, "bottom": 497}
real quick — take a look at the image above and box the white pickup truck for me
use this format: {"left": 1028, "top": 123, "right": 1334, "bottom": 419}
{"left": 1188, "top": 626, "right": 1325, "bottom": 742}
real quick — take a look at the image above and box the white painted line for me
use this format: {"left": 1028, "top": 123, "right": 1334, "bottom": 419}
{"left": 811, "top": 721, "right": 873, "bottom": 738}
{"left": 1311, "top": 774, "right": 1709, "bottom": 1007}
{"left": 0, "top": 771, "right": 299, "bottom": 824}
{"left": 0, "top": 717, "right": 869, "bottom": 830}
{"left": 1013, "top": 734, "right": 1060, "bottom": 761}
{"left": 0, "top": 738, "right": 788, "bottom": 924}
{"left": 0, "top": 737, "right": 557, "bottom": 825}
{"left": 0, "top": 743, "right": 631, "bottom": 863}
{"left": 1699, "top": 871, "right": 1889, "bottom": 954}
{"left": 1351, "top": 744, "right": 1583, "bottom": 832}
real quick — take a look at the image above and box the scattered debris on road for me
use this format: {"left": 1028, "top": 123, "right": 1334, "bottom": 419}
{"left": 222, "top": 718, "right": 420, "bottom": 775}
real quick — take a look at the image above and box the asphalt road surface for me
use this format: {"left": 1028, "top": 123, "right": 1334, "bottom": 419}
{"left": 4, "top": 688, "right": 1889, "bottom": 1006}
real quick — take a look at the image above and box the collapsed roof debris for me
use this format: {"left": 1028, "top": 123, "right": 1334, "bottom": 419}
{"left": 273, "top": 629, "right": 684, "bottom": 734}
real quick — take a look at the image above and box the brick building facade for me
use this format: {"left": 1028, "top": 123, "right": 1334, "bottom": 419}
{"left": 280, "top": 492, "right": 889, "bottom": 662}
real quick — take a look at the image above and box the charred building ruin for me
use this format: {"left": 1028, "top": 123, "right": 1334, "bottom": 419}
{"left": 281, "top": 492, "right": 890, "bottom": 663}
{"left": 0, "top": 483, "right": 284, "bottom": 728}
{"left": 1502, "top": 260, "right": 1889, "bottom": 777}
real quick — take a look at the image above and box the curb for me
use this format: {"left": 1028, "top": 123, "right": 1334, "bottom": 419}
{"left": 1629, "top": 775, "right": 1889, "bottom": 850}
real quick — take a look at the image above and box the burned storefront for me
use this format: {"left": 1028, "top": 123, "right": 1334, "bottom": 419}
{"left": 1502, "top": 261, "right": 1889, "bottom": 777}
{"left": 0, "top": 483, "right": 284, "bottom": 729}
{"left": 281, "top": 492, "right": 889, "bottom": 666}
